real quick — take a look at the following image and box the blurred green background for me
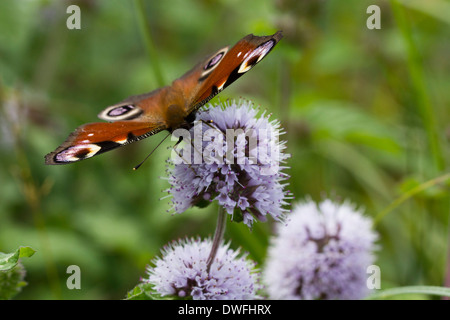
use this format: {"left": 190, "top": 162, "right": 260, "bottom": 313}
{"left": 0, "top": 0, "right": 449, "bottom": 299}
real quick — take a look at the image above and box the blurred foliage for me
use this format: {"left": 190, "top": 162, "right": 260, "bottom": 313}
{"left": 0, "top": 0, "right": 449, "bottom": 299}
{"left": 0, "top": 246, "right": 35, "bottom": 299}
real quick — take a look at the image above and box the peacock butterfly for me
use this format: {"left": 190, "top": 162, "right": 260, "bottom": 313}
{"left": 45, "top": 31, "right": 283, "bottom": 165}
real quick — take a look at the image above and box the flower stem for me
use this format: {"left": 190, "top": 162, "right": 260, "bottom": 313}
{"left": 391, "top": 0, "right": 444, "bottom": 173}
{"left": 207, "top": 206, "right": 227, "bottom": 273}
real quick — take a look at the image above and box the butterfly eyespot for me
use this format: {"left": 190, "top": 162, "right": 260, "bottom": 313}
{"left": 54, "top": 144, "right": 102, "bottom": 163}
{"left": 198, "top": 47, "right": 229, "bottom": 82}
{"left": 237, "top": 39, "right": 276, "bottom": 74}
{"left": 204, "top": 52, "right": 224, "bottom": 70}
{"left": 107, "top": 105, "right": 135, "bottom": 117}
{"left": 98, "top": 104, "right": 143, "bottom": 121}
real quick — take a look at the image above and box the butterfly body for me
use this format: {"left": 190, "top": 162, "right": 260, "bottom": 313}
{"left": 45, "top": 31, "right": 283, "bottom": 165}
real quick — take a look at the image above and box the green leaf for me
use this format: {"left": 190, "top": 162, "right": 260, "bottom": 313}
{"left": 126, "top": 284, "right": 148, "bottom": 300}
{"left": 0, "top": 246, "right": 36, "bottom": 272}
{"left": 126, "top": 283, "right": 155, "bottom": 300}
{"left": 126, "top": 283, "right": 173, "bottom": 300}
{"left": 396, "top": 0, "right": 450, "bottom": 25}
{"left": 366, "top": 286, "right": 450, "bottom": 299}
{"left": 18, "top": 246, "right": 36, "bottom": 258}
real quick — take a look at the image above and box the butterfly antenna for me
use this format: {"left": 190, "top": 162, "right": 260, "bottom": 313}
{"left": 133, "top": 132, "right": 171, "bottom": 170}
{"left": 200, "top": 119, "right": 227, "bottom": 139}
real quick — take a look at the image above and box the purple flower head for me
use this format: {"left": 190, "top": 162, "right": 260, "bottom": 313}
{"left": 144, "top": 237, "right": 261, "bottom": 300}
{"left": 164, "top": 100, "right": 291, "bottom": 228}
{"left": 263, "top": 198, "right": 378, "bottom": 300}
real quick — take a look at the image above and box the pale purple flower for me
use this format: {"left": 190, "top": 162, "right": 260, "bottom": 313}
{"left": 164, "top": 100, "right": 291, "bottom": 228}
{"left": 263, "top": 198, "right": 378, "bottom": 300}
{"left": 144, "top": 238, "right": 261, "bottom": 300}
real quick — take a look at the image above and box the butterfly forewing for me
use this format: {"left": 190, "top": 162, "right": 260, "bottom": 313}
{"left": 185, "top": 31, "right": 283, "bottom": 112}
{"left": 45, "top": 121, "right": 165, "bottom": 164}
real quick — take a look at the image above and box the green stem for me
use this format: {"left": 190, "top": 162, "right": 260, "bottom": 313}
{"left": 366, "top": 285, "right": 450, "bottom": 299}
{"left": 134, "top": 0, "right": 165, "bottom": 87}
{"left": 390, "top": 0, "right": 445, "bottom": 173}
{"left": 207, "top": 206, "right": 227, "bottom": 273}
{"left": 390, "top": 2, "right": 449, "bottom": 288}
{"left": 374, "top": 172, "right": 450, "bottom": 225}
{"left": 7, "top": 103, "right": 62, "bottom": 299}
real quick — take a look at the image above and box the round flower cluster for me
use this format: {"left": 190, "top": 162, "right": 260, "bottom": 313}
{"left": 263, "top": 199, "right": 378, "bottom": 300}
{"left": 145, "top": 238, "right": 261, "bottom": 300}
{"left": 165, "top": 100, "right": 291, "bottom": 228}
